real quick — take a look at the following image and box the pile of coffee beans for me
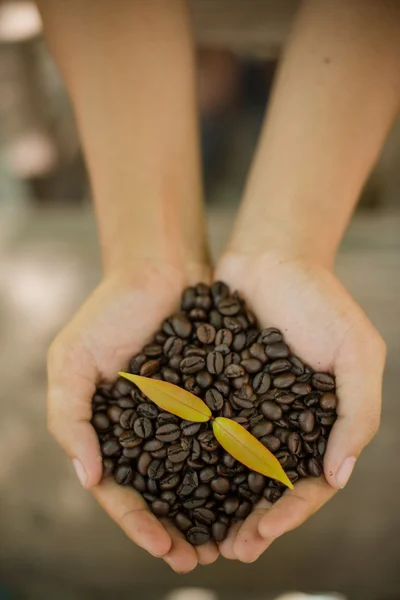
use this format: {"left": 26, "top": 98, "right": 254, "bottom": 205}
{"left": 92, "top": 282, "right": 337, "bottom": 546}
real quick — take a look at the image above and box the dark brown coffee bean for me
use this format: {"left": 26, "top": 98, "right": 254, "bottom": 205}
{"left": 248, "top": 472, "right": 266, "bottom": 494}
{"left": 143, "top": 343, "right": 163, "bottom": 358}
{"left": 198, "top": 431, "right": 218, "bottom": 452}
{"left": 224, "top": 352, "right": 241, "bottom": 369}
{"left": 269, "top": 359, "right": 291, "bottom": 374}
{"left": 221, "top": 496, "right": 239, "bottom": 515}
{"left": 122, "top": 446, "right": 141, "bottom": 459}
{"left": 151, "top": 447, "right": 168, "bottom": 459}
{"left": 260, "top": 434, "right": 281, "bottom": 452}
{"left": 183, "top": 377, "right": 201, "bottom": 395}
{"left": 230, "top": 331, "right": 246, "bottom": 352}
{"left": 196, "top": 370, "right": 213, "bottom": 388}
{"left": 143, "top": 438, "right": 164, "bottom": 452}
{"left": 191, "top": 438, "right": 201, "bottom": 460}
{"left": 223, "top": 316, "right": 243, "bottom": 333}
{"left": 164, "top": 335, "right": 184, "bottom": 359}
{"left": 214, "top": 343, "right": 231, "bottom": 356}
{"left": 317, "top": 437, "right": 327, "bottom": 456}
{"left": 175, "top": 512, "right": 193, "bottom": 532}
{"left": 218, "top": 297, "right": 240, "bottom": 316}
{"left": 165, "top": 459, "right": 184, "bottom": 473}
{"left": 302, "top": 426, "right": 321, "bottom": 442}
{"left": 167, "top": 444, "right": 190, "bottom": 464}
{"left": 274, "top": 427, "right": 290, "bottom": 444}
{"left": 162, "top": 367, "right": 180, "bottom": 385}
{"left": 211, "top": 477, "right": 230, "bottom": 494}
{"left": 137, "top": 451, "right": 152, "bottom": 476}
{"left": 171, "top": 313, "right": 192, "bottom": 338}
{"left": 312, "top": 372, "right": 335, "bottom": 391}
{"left": 288, "top": 432, "right": 302, "bottom": 455}
{"left": 151, "top": 499, "right": 170, "bottom": 517}
{"left": 251, "top": 420, "right": 274, "bottom": 438}
{"left": 148, "top": 459, "right": 165, "bottom": 480}
{"left": 143, "top": 493, "right": 157, "bottom": 504}
{"left": 263, "top": 487, "right": 282, "bottom": 503}
{"left": 137, "top": 402, "right": 158, "bottom": 419}
{"left": 180, "top": 355, "right": 205, "bottom": 374}
{"left": 289, "top": 355, "right": 305, "bottom": 375}
{"left": 155, "top": 423, "right": 180, "bottom": 442}
{"left": 182, "top": 286, "right": 196, "bottom": 310}
{"left": 273, "top": 373, "right": 296, "bottom": 389}
{"left": 308, "top": 457, "right": 323, "bottom": 477}
{"left": 222, "top": 401, "right": 233, "bottom": 418}
{"left": 211, "top": 281, "right": 229, "bottom": 304}
{"left": 196, "top": 323, "right": 216, "bottom": 344}
{"left": 298, "top": 409, "right": 315, "bottom": 433}
{"left": 190, "top": 308, "right": 208, "bottom": 321}
{"left": 249, "top": 343, "right": 268, "bottom": 363}
{"left": 235, "top": 500, "right": 252, "bottom": 519}
{"left": 107, "top": 406, "right": 123, "bottom": 424}
{"left": 225, "top": 364, "right": 245, "bottom": 378}
{"left": 195, "top": 295, "right": 212, "bottom": 311}
{"left": 113, "top": 377, "right": 134, "bottom": 397}
{"left": 186, "top": 526, "right": 210, "bottom": 546}
{"left": 132, "top": 472, "right": 147, "bottom": 492}
{"left": 200, "top": 466, "right": 216, "bottom": 483}
{"left": 118, "top": 396, "right": 136, "bottom": 409}
{"left": 147, "top": 478, "right": 159, "bottom": 495}
{"left": 215, "top": 328, "right": 233, "bottom": 347}
{"left": 193, "top": 507, "right": 216, "bottom": 526}
{"left": 206, "top": 351, "right": 224, "bottom": 375}
{"left": 196, "top": 283, "right": 210, "bottom": 296}
{"left": 102, "top": 458, "right": 115, "bottom": 478}
{"left": 181, "top": 420, "right": 201, "bottom": 436}
{"left": 209, "top": 309, "right": 223, "bottom": 329}
{"left": 275, "top": 392, "right": 296, "bottom": 406}
{"left": 259, "top": 328, "right": 282, "bottom": 345}
{"left": 261, "top": 401, "right": 283, "bottom": 421}
{"left": 318, "top": 413, "right": 337, "bottom": 426}
{"left": 134, "top": 417, "right": 153, "bottom": 439}
{"left": 297, "top": 459, "right": 309, "bottom": 478}
{"left": 201, "top": 450, "right": 219, "bottom": 465}
{"left": 241, "top": 358, "right": 263, "bottom": 374}
{"left": 205, "top": 388, "right": 224, "bottom": 411}
{"left": 119, "top": 431, "right": 142, "bottom": 448}
{"left": 92, "top": 412, "right": 111, "bottom": 432}
{"left": 320, "top": 392, "right": 338, "bottom": 411}
{"left": 253, "top": 372, "right": 271, "bottom": 394}
{"left": 194, "top": 484, "right": 212, "bottom": 499}
{"left": 129, "top": 353, "right": 147, "bottom": 374}
{"left": 265, "top": 342, "right": 290, "bottom": 359}
{"left": 291, "top": 383, "right": 312, "bottom": 396}
{"left": 140, "top": 359, "right": 161, "bottom": 377}
{"left": 212, "top": 521, "right": 228, "bottom": 542}
{"left": 177, "top": 469, "right": 198, "bottom": 496}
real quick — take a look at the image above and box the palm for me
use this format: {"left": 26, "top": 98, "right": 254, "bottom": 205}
{"left": 215, "top": 252, "right": 384, "bottom": 562}
{"left": 47, "top": 266, "right": 218, "bottom": 572}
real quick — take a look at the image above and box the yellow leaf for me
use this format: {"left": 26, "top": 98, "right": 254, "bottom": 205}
{"left": 212, "top": 417, "right": 293, "bottom": 489}
{"left": 119, "top": 372, "right": 211, "bottom": 423}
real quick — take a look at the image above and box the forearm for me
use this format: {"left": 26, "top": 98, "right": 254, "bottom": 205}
{"left": 229, "top": 0, "right": 400, "bottom": 267}
{"left": 38, "top": 0, "right": 208, "bottom": 277}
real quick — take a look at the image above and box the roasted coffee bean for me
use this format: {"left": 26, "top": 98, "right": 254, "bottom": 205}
{"left": 221, "top": 497, "right": 239, "bottom": 515}
{"left": 263, "top": 487, "right": 282, "bottom": 503}
{"left": 196, "top": 370, "right": 213, "bottom": 388}
{"left": 186, "top": 526, "right": 210, "bottom": 546}
{"left": 260, "top": 434, "right": 281, "bottom": 452}
{"left": 180, "top": 355, "right": 205, "bottom": 374}
{"left": 251, "top": 420, "right": 274, "bottom": 438}
{"left": 297, "top": 459, "right": 309, "bottom": 478}
{"left": 195, "top": 295, "right": 212, "bottom": 311}
{"left": 289, "top": 355, "right": 305, "bottom": 375}
{"left": 140, "top": 359, "right": 161, "bottom": 377}
{"left": 102, "top": 458, "right": 115, "bottom": 478}
{"left": 151, "top": 499, "right": 170, "bottom": 517}
{"left": 175, "top": 512, "right": 193, "bottom": 532}
{"left": 165, "top": 458, "right": 184, "bottom": 473}
{"left": 137, "top": 451, "right": 152, "bottom": 476}
{"left": 193, "top": 507, "right": 216, "bottom": 526}
{"left": 259, "top": 327, "right": 282, "bottom": 345}
{"left": 197, "top": 323, "right": 216, "bottom": 344}
{"left": 200, "top": 466, "right": 216, "bottom": 483}
{"left": 235, "top": 500, "right": 252, "bottom": 519}
{"left": 119, "top": 395, "right": 136, "bottom": 409}
{"left": 134, "top": 417, "right": 153, "bottom": 439}
{"left": 288, "top": 432, "right": 302, "bottom": 455}
{"left": 308, "top": 457, "right": 323, "bottom": 477}
{"left": 318, "top": 413, "right": 336, "bottom": 426}
{"left": 177, "top": 470, "right": 198, "bottom": 496}
{"left": 214, "top": 343, "right": 231, "bottom": 356}
{"left": 253, "top": 372, "right": 271, "bottom": 395}
{"left": 248, "top": 472, "right": 265, "bottom": 494}
{"left": 265, "top": 342, "right": 290, "bottom": 359}
{"left": 190, "top": 308, "right": 208, "bottom": 321}
{"left": 223, "top": 316, "right": 242, "bottom": 333}
{"left": 317, "top": 438, "right": 327, "bottom": 456}
{"left": 122, "top": 446, "right": 142, "bottom": 459}
{"left": 249, "top": 342, "right": 268, "bottom": 363}
{"left": 148, "top": 460, "right": 165, "bottom": 480}
{"left": 261, "top": 401, "right": 283, "bottom": 421}
{"left": 320, "top": 392, "right": 338, "bottom": 411}
{"left": 168, "top": 354, "right": 183, "bottom": 371}
{"left": 206, "top": 351, "right": 224, "bottom": 375}
{"left": 132, "top": 473, "right": 147, "bottom": 493}
{"left": 119, "top": 431, "right": 142, "bottom": 448}
{"left": 143, "top": 343, "right": 163, "bottom": 358}
{"left": 201, "top": 450, "right": 219, "bottom": 465}
{"left": 273, "top": 373, "right": 296, "bottom": 389}
{"left": 222, "top": 401, "right": 233, "bottom": 418}
{"left": 210, "top": 280, "right": 229, "bottom": 304}
{"left": 224, "top": 352, "right": 241, "bottom": 368}
{"left": 241, "top": 358, "right": 263, "bottom": 374}
{"left": 303, "top": 392, "right": 322, "bottom": 408}
{"left": 275, "top": 392, "right": 296, "bottom": 406}
{"left": 113, "top": 377, "right": 134, "bottom": 397}
{"left": 143, "top": 493, "right": 157, "bottom": 504}
{"left": 218, "top": 297, "right": 240, "bottom": 316}
{"left": 171, "top": 313, "right": 192, "bottom": 338}
{"left": 225, "top": 364, "right": 245, "bottom": 378}
{"left": 197, "top": 431, "right": 218, "bottom": 452}
{"left": 182, "top": 286, "right": 197, "bottom": 310}
{"left": 92, "top": 412, "right": 111, "bottom": 432}
{"left": 181, "top": 420, "right": 201, "bottom": 436}
{"left": 302, "top": 426, "right": 321, "bottom": 442}
{"left": 191, "top": 438, "right": 201, "bottom": 460}
{"left": 162, "top": 367, "right": 181, "bottom": 385}
{"left": 156, "top": 423, "right": 180, "bottom": 442}
{"left": 269, "top": 359, "right": 291, "bottom": 374}
{"left": 215, "top": 328, "right": 233, "bottom": 347}
{"left": 297, "top": 367, "right": 313, "bottom": 383}
{"left": 151, "top": 447, "right": 168, "bottom": 459}
{"left": 205, "top": 388, "right": 224, "bottom": 411}
{"left": 147, "top": 478, "right": 159, "bottom": 495}
{"left": 194, "top": 484, "right": 212, "bottom": 499}
{"left": 137, "top": 403, "right": 158, "bottom": 419}
{"left": 231, "top": 331, "right": 246, "bottom": 352}
{"left": 143, "top": 438, "right": 164, "bottom": 452}
{"left": 212, "top": 521, "right": 228, "bottom": 542}
{"left": 211, "top": 477, "right": 230, "bottom": 495}
{"left": 107, "top": 405, "right": 123, "bottom": 424}
{"left": 232, "top": 394, "right": 253, "bottom": 409}
{"left": 183, "top": 377, "right": 201, "bottom": 395}
{"left": 291, "top": 383, "right": 312, "bottom": 396}
{"left": 129, "top": 353, "right": 147, "bottom": 374}
{"left": 167, "top": 444, "right": 190, "bottom": 464}
{"left": 298, "top": 409, "right": 315, "bottom": 433}
{"left": 209, "top": 309, "right": 223, "bottom": 329}
{"left": 312, "top": 372, "right": 335, "bottom": 391}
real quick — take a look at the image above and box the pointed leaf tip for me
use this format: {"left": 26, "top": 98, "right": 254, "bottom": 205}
{"left": 119, "top": 372, "right": 211, "bottom": 422}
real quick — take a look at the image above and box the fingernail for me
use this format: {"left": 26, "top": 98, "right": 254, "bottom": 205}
{"left": 72, "top": 458, "right": 87, "bottom": 487}
{"left": 336, "top": 456, "right": 356, "bottom": 489}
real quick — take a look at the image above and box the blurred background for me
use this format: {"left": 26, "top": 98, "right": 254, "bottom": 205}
{"left": 0, "top": 1, "right": 399, "bottom": 599}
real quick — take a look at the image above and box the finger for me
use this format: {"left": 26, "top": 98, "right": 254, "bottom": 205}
{"left": 47, "top": 342, "right": 102, "bottom": 488}
{"left": 161, "top": 519, "right": 198, "bottom": 574}
{"left": 232, "top": 499, "right": 273, "bottom": 563}
{"left": 195, "top": 540, "right": 219, "bottom": 565}
{"left": 218, "top": 520, "right": 242, "bottom": 560}
{"left": 93, "top": 478, "right": 172, "bottom": 557}
{"left": 324, "top": 330, "right": 385, "bottom": 489}
{"left": 258, "top": 477, "right": 336, "bottom": 541}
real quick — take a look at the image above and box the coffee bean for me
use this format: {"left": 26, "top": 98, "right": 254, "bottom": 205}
{"left": 147, "top": 478, "right": 159, "bottom": 495}
{"left": 129, "top": 353, "right": 147, "bottom": 374}
{"left": 132, "top": 472, "right": 147, "bottom": 492}
{"left": 317, "top": 437, "right": 327, "bottom": 456}
{"left": 180, "top": 355, "right": 205, "bottom": 374}
{"left": 119, "top": 431, "right": 142, "bottom": 448}
{"left": 181, "top": 421, "right": 201, "bottom": 436}
{"left": 164, "top": 336, "right": 184, "bottom": 360}
{"left": 122, "top": 446, "right": 142, "bottom": 459}
{"left": 190, "top": 308, "right": 208, "bottom": 321}
{"left": 156, "top": 423, "right": 180, "bottom": 442}
{"left": 196, "top": 370, "right": 213, "bottom": 388}
{"left": 320, "top": 392, "right": 338, "bottom": 411}
{"left": 253, "top": 372, "right": 271, "bottom": 394}
{"left": 312, "top": 372, "right": 335, "bottom": 391}
{"left": 167, "top": 444, "right": 190, "bottom": 464}
{"left": 302, "top": 426, "right": 321, "bottom": 442}
{"left": 248, "top": 472, "right": 265, "bottom": 494}
{"left": 265, "top": 342, "right": 290, "bottom": 359}
{"left": 195, "top": 295, "right": 212, "bottom": 311}
{"left": 137, "top": 451, "right": 152, "bottom": 476}
{"left": 297, "top": 459, "right": 309, "bottom": 478}
{"left": 182, "top": 286, "right": 196, "bottom": 310}
{"left": 185, "top": 346, "right": 208, "bottom": 357}
{"left": 215, "top": 328, "right": 233, "bottom": 347}
{"left": 263, "top": 487, "right": 282, "bottom": 503}
{"left": 261, "top": 401, "right": 283, "bottom": 421}
{"left": 177, "top": 469, "right": 198, "bottom": 496}
{"left": 143, "top": 438, "right": 164, "bottom": 452}
{"left": 201, "top": 450, "right": 219, "bottom": 465}
{"left": 206, "top": 351, "right": 224, "bottom": 375}
{"left": 137, "top": 403, "right": 158, "bottom": 419}
{"left": 165, "top": 458, "right": 184, "bottom": 473}
{"left": 193, "top": 507, "right": 216, "bottom": 526}
{"left": 102, "top": 458, "right": 115, "bottom": 478}
{"left": 249, "top": 343, "right": 268, "bottom": 363}
{"left": 241, "top": 358, "right": 262, "bottom": 374}
{"left": 218, "top": 298, "right": 240, "bottom": 316}
{"left": 223, "top": 316, "right": 242, "bottom": 333}
{"left": 151, "top": 447, "right": 168, "bottom": 459}
{"left": 151, "top": 499, "right": 170, "bottom": 517}
{"left": 198, "top": 430, "right": 219, "bottom": 452}
{"left": 235, "top": 500, "right": 252, "bottom": 518}
{"left": 269, "top": 359, "right": 291, "bottom": 374}
{"left": 134, "top": 417, "right": 153, "bottom": 439}
{"left": 209, "top": 309, "right": 223, "bottom": 329}
{"left": 186, "top": 526, "right": 210, "bottom": 546}
{"left": 223, "top": 497, "right": 240, "bottom": 515}
{"left": 171, "top": 313, "right": 192, "bottom": 338}
{"left": 225, "top": 364, "right": 245, "bottom": 378}
{"left": 183, "top": 377, "right": 201, "bottom": 395}
{"left": 143, "top": 343, "right": 163, "bottom": 358}
{"left": 232, "top": 332, "right": 247, "bottom": 352}
{"left": 191, "top": 438, "right": 201, "bottom": 460}
{"left": 205, "top": 388, "right": 224, "bottom": 411}
{"left": 251, "top": 420, "right": 274, "bottom": 438}
{"left": 298, "top": 409, "right": 315, "bottom": 433}
{"left": 92, "top": 412, "right": 111, "bottom": 432}
{"left": 273, "top": 373, "right": 296, "bottom": 389}
{"left": 140, "top": 359, "right": 161, "bottom": 377}
{"left": 259, "top": 327, "right": 282, "bottom": 345}
{"left": 107, "top": 405, "right": 123, "bottom": 424}
{"left": 197, "top": 323, "right": 216, "bottom": 344}
{"left": 260, "top": 434, "right": 281, "bottom": 452}
{"left": 211, "top": 281, "right": 229, "bottom": 305}
{"left": 148, "top": 460, "right": 165, "bottom": 480}
{"left": 288, "top": 431, "right": 302, "bottom": 455}
{"left": 211, "top": 477, "right": 230, "bottom": 494}
{"left": 199, "top": 466, "right": 216, "bottom": 483}
{"left": 113, "top": 377, "right": 134, "bottom": 397}
{"left": 308, "top": 457, "right": 322, "bottom": 477}
{"left": 194, "top": 484, "right": 212, "bottom": 499}
{"left": 212, "top": 521, "right": 228, "bottom": 542}
{"left": 222, "top": 401, "right": 233, "bottom": 418}
{"left": 175, "top": 512, "right": 193, "bottom": 532}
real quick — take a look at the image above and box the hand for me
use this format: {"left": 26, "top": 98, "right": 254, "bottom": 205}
{"left": 214, "top": 250, "right": 385, "bottom": 562}
{"left": 47, "top": 261, "right": 218, "bottom": 573}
